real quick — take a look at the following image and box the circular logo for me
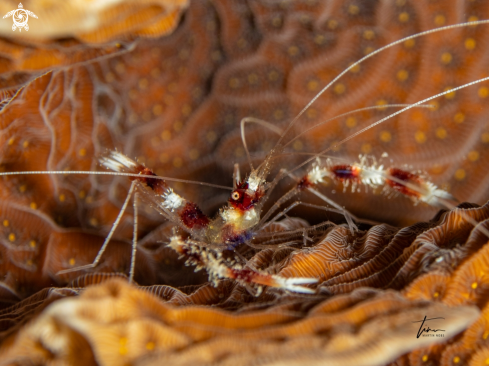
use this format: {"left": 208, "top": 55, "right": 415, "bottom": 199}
{"left": 12, "top": 9, "right": 28, "bottom": 28}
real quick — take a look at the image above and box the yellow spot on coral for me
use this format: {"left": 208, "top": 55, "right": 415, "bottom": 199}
{"left": 146, "top": 341, "right": 155, "bottom": 351}
{"left": 78, "top": 191, "right": 86, "bottom": 199}
{"left": 173, "top": 121, "right": 183, "bottom": 132}
{"left": 454, "top": 169, "right": 466, "bottom": 181}
{"left": 486, "top": 358, "right": 489, "bottom": 365}
{"left": 161, "top": 130, "right": 171, "bottom": 141}
{"left": 22, "top": 141, "right": 29, "bottom": 148}
{"left": 361, "top": 143, "right": 372, "bottom": 154}
{"left": 453, "top": 356, "right": 460, "bottom": 364}
{"left": 444, "top": 87, "right": 455, "bottom": 99}
{"left": 483, "top": 331, "right": 489, "bottom": 340}
{"left": 206, "top": 131, "right": 217, "bottom": 143}
{"left": 363, "top": 46, "right": 374, "bottom": 55}
{"left": 376, "top": 99, "right": 388, "bottom": 110}
{"left": 89, "top": 217, "right": 98, "bottom": 226}
{"left": 468, "top": 15, "right": 478, "bottom": 24}
{"left": 415, "top": 131, "right": 426, "bottom": 144}
{"left": 105, "top": 72, "right": 115, "bottom": 83}
{"left": 29, "top": 240, "right": 36, "bottom": 248}
{"left": 7, "top": 137, "right": 14, "bottom": 145}
{"left": 8, "top": 233, "right": 15, "bottom": 242}
{"left": 288, "top": 46, "right": 299, "bottom": 56}
{"left": 173, "top": 157, "right": 183, "bottom": 168}
{"left": 26, "top": 259, "right": 33, "bottom": 266}
{"left": 454, "top": 112, "right": 465, "bottom": 124}
{"left": 138, "top": 78, "right": 148, "bottom": 90}
{"left": 441, "top": 52, "right": 452, "bottom": 65}
{"left": 237, "top": 38, "right": 247, "bottom": 49}
{"left": 422, "top": 354, "right": 428, "bottom": 362}
{"left": 482, "top": 133, "right": 489, "bottom": 144}
{"left": 349, "top": 63, "right": 360, "bottom": 73}
{"left": 115, "top": 62, "right": 125, "bottom": 74}
{"left": 85, "top": 196, "right": 93, "bottom": 204}
{"left": 153, "top": 104, "right": 163, "bottom": 116}
{"left": 30, "top": 202, "right": 37, "bottom": 210}
{"left": 189, "top": 149, "right": 199, "bottom": 160}
{"left": 434, "top": 14, "right": 445, "bottom": 26}
{"left": 314, "top": 34, "right": 325, "bottom": 44}
{"left": 404, "top": 39, "right": 415, "bottom": 48}
{"left": 399, "top": 12, "right": 409, "bottom": 22}
{"left": 346, "top": 117, "right": 357, "bottom": 128}
{"left": 433, "top": 292, "right": 439, "bottom": 298}
{"left": 468, "top": 151, "right": 479, "bottom": 162}
{"left": 271, "top": 16, "right": 282, "bottom": 28}
{"left": 59, "top": 194, "right": 66, "bottom": 202}
{"left": 471, "top": 282, "right": 478, "bottom": 289}
{"left": 396, "top": 69, "right": 408, "bottom": 82}
{"left": 234, "top": 147, "right": 244, "bottom": 157}
{"left": 181, "top": 104, "right": 192, "bottom": 117}
{"left": 78, "top": 148, "right": 87, "bottom": 157}
{"left": 307, "top": 80, "right": 319, "bottom": 91}
{"left": 247, "top": 73, "right": 258, "bottom": 85}
{"left": 268, "top": 71, "right": 279, "bottom": 81}
{"left": 229, "top": 78, "right": 240, "bottom": 89}
{"left": 363, "top": 30, "right": 375, "bottom": 40}
{"left": 2, "top": 220, "right": 8, "bottom": 227}
{"left": 293, "top": 141, "right": 303, "bottom": 151}
{"left": 348, "top": 4, "right": 359, "bottom": 15}
{"left": 478, "top": 87, "right": 489, "bottom": 98}
{"left": 465, "top": 38, "right": 476, "bottom": 50}
{"left": 380, "top": 131, "right": 392, "bottom": 142}
{"left": 274, "top": 109, "right": 284, "bottom": 120}
{"left": 429, "top": 101, "right": 439, "bottom": 111}
{"left": 334, "top": 83, "right": 345, "bottom": 95}
{"left": 436, "top": 128, "right": 447, "bottom": 139}
{"left": 327, "top": 19, "right": 338, "bottom": 29}
{"left": 396, "top": 0, "right": 406, "bottom": 6}
{"left": 307, "top": 109, "right": 317, "bottom": 119}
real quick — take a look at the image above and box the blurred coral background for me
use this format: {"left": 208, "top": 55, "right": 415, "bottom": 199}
{"left": 0, "top": 0, "right": 489, "bottom": 365}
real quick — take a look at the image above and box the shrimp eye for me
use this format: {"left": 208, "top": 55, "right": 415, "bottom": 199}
{"left": 231, "top": 192, "right": 240, "bottom": 200}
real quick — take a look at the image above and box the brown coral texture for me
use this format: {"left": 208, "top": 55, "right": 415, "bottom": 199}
{"left": 0, "top": 0, "right": 489, "bottom": 365}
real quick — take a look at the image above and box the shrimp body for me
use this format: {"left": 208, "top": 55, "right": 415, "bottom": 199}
{"left": 101, "top": 150, "right": 316, "bottom": 293}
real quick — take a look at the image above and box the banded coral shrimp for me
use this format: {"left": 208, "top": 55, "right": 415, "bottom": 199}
{"left": 1, "top": 8, "right": 489, "bottom": 299}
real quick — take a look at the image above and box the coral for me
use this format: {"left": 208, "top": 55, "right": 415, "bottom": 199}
{"left": 0, "top": 279, "right": 480, "bottom": 366}
{"left": 0, "top": 0, "right": 489, "bottom": 365}
{"left": 0, "top": 204, "right": 488, "bottom": 364}
{"left": 0, "top": 0, "right": 188, "bottom": 41}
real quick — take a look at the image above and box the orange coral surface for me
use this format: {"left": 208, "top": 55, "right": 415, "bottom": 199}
{"left": 0, "top": 0, "right": 489, "bottom": 365}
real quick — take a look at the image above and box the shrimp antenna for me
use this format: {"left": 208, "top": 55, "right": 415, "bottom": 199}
{"left": 258, "top": 19, "right": 489, "bottom": 178}
{"left": 240, "top": 116, "right": 282, "bottom": 172}
{"left": 288, "top": 75, "right": 489, "bottom": 176}
{"left": 253, "top": 104, "right": 434, "bottom": 173}
{"left": 0, "top": 170, "right": 233, "bottom": 190}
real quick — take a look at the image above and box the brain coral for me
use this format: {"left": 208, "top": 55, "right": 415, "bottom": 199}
{"left": 0, "top": 0, "right": 489, "bottom": 365}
